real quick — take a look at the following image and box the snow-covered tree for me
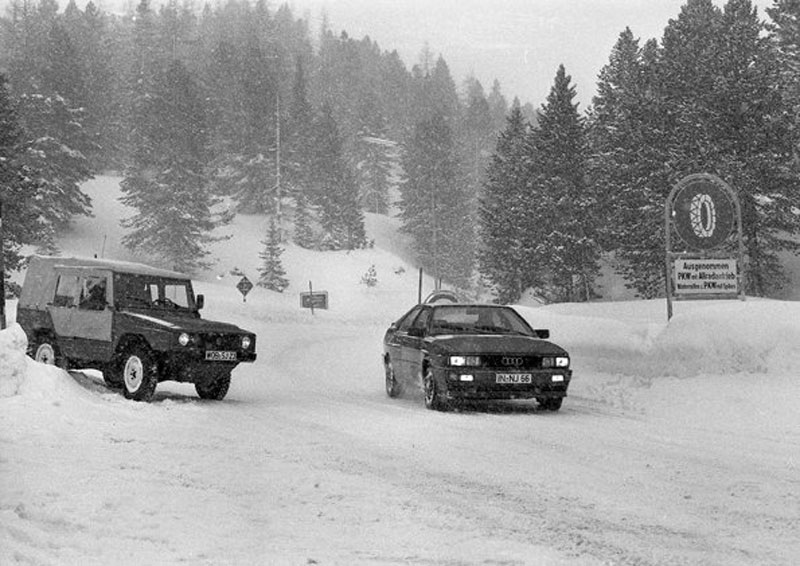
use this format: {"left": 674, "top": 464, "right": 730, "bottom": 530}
{"left": 479, "top": 99, "right": 534, "bottom": 304}
{"left": 120, "top": 59, "right": 228, "bottom": 273}
{"left": 526, "top": 65, "right": 598, "bottom": 302}
{"left": 257, "top": 219, "right": 289, "bottom": 292}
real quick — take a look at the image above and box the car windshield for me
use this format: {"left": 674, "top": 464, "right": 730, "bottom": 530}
{"left": 115, "top": 275, "right": 194, "bottom": 311}
{"left": 428, "top": 306, "right": 534, "bottom": 336}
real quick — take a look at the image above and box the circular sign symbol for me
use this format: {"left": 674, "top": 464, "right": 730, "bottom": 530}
{"left": 672, "top": 176, "right": 735, "bottom": 250}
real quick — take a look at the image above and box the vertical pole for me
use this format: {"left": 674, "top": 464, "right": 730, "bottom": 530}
{"left": 308, "top": 280, "right": 314, "bottom": 315}
{"left": 275, "top": 91, "right": 281, "bottom": 241}
{"left": 418, "top": 267, "right": 423, "bottom": 304}
{"left": 664, "top": 188, "right": 674, "bottom": 322}
{"left": 0, "top": 199, "right": 5, "bottom": 330}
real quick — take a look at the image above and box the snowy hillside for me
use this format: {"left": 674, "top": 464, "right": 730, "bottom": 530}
{"left": 1, "top": 176, "right": 799, "bottom": 565}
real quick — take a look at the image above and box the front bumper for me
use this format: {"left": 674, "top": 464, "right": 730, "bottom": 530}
{"left": 436, "top": 367, "right": 572, "bottom": 401}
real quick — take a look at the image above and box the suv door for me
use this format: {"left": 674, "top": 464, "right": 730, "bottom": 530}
{"left": 50, "top": 269, "right": 114, "bottom": 361}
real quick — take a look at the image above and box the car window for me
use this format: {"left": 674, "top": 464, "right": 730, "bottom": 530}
{"left": 164, "top": 283, "right": 190, "bottom": 308}
{"left": 78, "top": 275, "right": 107, "bottom": 310}
{"left": 53, "top": 274, "right": 80, "bottom": 307}
{"left": 396, "top": 306, "right": 423, "bottom": 332}
{"left": 430, "top": 306, "right": 534, "bottom": 335}
{"left": 411, "top": 307, "right": 431, "bottom": 331}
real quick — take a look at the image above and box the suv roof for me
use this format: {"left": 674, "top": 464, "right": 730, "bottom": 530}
{"left": 28, "top": 254, "right": 188, "bottom": 278}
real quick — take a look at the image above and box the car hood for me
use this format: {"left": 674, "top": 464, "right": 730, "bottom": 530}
{"left": 120, "top": 310, "right": 252, "bottom": 335}
{"left": 426, "top": 334, "right": 567, "bottom": 355}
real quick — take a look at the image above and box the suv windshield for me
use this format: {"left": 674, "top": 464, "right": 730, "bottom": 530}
{"left": 114, "top": 274, "right": 194, "bottom": 311}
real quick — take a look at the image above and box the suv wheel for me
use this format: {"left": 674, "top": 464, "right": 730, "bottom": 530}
{"left": 195, "top": 371, "right": 231, "bottom": 400}
{"left": 30, "top": 335, "right": 69, "bottom": 370}
{"left": 118, "top": 345, "right": 158, "bottom": 402}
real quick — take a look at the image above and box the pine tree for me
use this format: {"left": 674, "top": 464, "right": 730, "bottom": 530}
{"left": 527, "top": 65, "right": 597, "bottom": 302}
{"left": 478, "top": 99, "right": 533, "bottom": 304}
{"left": 257, "top": 219, "right": 289, "bottom": 292}
{"left": 400, "top": 112, "right": 474, "bottom": 287}
{"left": 308, "top": 103, "right": 366, "bottom": 250}
{"left": 120, "top": 59, "right": 228, "bottom": 273}
{"left": 0, "top": 73, "right": 54, "bottom": 277}
{"left": 588, "top": 30, "right": 669, "bottom": 298}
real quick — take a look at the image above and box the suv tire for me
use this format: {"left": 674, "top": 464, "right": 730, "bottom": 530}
{"left": 195, "top": 371, "right": 231, "bottom": 400}
{"left": 116, "top": 344, "right": 158, "bottom": 402}
{"left": 29, "top": 334, "right": 69, "bottom": 370}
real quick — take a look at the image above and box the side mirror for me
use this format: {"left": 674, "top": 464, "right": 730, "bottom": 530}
{"left": 535, "top": 329, "right": 550, "bottom": 339}
{"left": 407, "top": 327, "right": 426, "bottom": 338}
{"left": 196, "top": 294, "right": 204, "bottom": 310}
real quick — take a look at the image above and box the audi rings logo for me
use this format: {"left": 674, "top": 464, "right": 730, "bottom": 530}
{"left": 690, "top": 193, "right": 716, "bottom": 238}
{"left": 501, "top": 357, "right": 523, "bottom": 366}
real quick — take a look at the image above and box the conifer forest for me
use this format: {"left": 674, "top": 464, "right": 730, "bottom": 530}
{"left": 0, "top": 0, "right": 798, "bottom": 302}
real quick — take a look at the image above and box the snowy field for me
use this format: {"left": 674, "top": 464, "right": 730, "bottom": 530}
{"left": 1, "top": 177, "right": 799, "bottom": 565}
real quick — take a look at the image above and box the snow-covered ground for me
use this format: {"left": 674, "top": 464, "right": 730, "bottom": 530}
{"left": 1, "top": 177, "right": 798, "bottom": 565}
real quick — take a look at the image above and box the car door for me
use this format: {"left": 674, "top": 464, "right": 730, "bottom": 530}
{"left": 399, "top": 306, "right": 432, "bottom": 384}
{"left": 385, "top": 305, "right": 422, "bottom": 381}
{"left": 50, "top": 268, "right": 114, "bottom": 361}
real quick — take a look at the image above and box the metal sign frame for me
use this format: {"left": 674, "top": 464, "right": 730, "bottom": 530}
{"left": 665, "top": 173, "right": 745, "bottom": 320}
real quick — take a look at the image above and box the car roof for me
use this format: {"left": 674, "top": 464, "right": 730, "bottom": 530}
{"left": 30, "top": 254, "right": 190, "bottom": 280}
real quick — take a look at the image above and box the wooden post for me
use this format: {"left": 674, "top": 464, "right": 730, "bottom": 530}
{"left": 308, "top": 280, "right": 314, "bottom": 315}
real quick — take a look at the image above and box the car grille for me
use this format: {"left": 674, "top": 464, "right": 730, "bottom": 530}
{"left": 199, "top": 333, "right": 242, "bottom": 350}
{"left": 481, "top": 355, "right": 546, "bottom": 369}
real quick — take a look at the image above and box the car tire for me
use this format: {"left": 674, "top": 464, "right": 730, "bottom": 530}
{"left": 118, "top": 345, "right": 158, "bottom": 402}
{"left": 102, "top": 362, "right": 124, "bottom": 389}
{"left": 29, "top": 335, "right": 69, "bottom": 370}
{"left": 384, "top": 359, "right": 402, "bottom": 398}
{"left": 423, "top": 367, "right": 448, "bottom": 411}
{"left": 195, "top": 372, "right": 231, "bottom": 401}
{"left": 540, "top": 397, "right": 563, "bottom": 411}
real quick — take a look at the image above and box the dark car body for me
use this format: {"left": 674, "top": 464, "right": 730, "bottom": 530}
{"left": 17, "top": 255, "right": 256, "bottom": 401}
{"left": 383, "top": 303, "right": 571, "bottom": 411}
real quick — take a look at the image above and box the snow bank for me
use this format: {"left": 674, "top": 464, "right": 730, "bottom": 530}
{"left": 0, "top": 324, "right": 28, "bottom": 398}
{"left": 517, "top": 298, "right": 800, "bottom": 379}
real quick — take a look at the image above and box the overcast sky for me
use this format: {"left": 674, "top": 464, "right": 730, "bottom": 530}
{"left": 287, "top": 0, "right": 775, "bottom": 110}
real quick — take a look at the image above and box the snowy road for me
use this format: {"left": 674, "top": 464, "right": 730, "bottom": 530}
{"left": 4, "top": 312, "right": 798, "bottom": 566}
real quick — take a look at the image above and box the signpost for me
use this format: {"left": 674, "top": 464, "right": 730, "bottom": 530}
{"left": 0, "top": 200, "right": 5, "bottom": 330}
{"left": 300, "top": 281, "right": 328, "bottom": 314}
{"left": 665, "top": 173, "right": 745, "bottom": 320}
{"left": 236, "top": 275, "right": 253, "bottom": 303}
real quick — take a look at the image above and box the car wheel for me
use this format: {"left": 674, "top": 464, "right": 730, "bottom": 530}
{"left": 30, "top": 335, "right": 69, "bottom": 370}
{"left": 423, "top": 367, "right": 448, "bottom": 411}
{"left": 195, "top": 372, "right": 231, "bottom": 401}
{"left": 102, "top": 362, "right": 123, "bottom": 389}
{"left": 540, "top": 397, "right": 563, "bottom": 411}
{"left": 119, "top": 345, "right": 158, "bottom": 402}
{"left": 384, "top": 359, "right": 402, "bottom": 398}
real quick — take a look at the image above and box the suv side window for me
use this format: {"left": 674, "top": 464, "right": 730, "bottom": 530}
{"left": 79, "top": 275, "right": 108, "bottom": 311}
{"left": 53, "top": 274, "right": 80, "bottom": 307}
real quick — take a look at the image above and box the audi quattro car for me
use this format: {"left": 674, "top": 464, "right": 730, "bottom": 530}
{"left": 383, "top": 303, "right": 571, "bottom": 411}
{"left": 17, "top": 255, "right": 256, "bottom": 402}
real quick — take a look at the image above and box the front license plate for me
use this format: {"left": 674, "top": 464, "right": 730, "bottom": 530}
{"left": 206, "top": 350, "right": 237, "bottom": 361}
{"left": 496, "top": 373, "right": 532, "bottom": 384}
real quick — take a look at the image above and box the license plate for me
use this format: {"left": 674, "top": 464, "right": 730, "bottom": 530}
{"left": 205, "top": 350, "right": 236, "bottom": 361}
{"left": 496, "top": 373, "right": 532, "bottom": 384}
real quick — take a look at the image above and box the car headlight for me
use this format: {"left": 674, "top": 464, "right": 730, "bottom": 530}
{"left": 542, "top": 356, "right": 570, "bottom": 368}
{"left": 241, "top": 336, "right": 252, "bottom": 350}
{"left": 449, "top": 355, "right": 480, "bottom": 366}
{"left": 178, "top": 333, "right": 191, "bottom": 347}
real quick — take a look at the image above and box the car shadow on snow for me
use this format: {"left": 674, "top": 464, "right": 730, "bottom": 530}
{"left": 67, "top": 370, "right": 246, "bottom": 405}
{"left": 398, "top": 389, "right": 559, "bottom": 415}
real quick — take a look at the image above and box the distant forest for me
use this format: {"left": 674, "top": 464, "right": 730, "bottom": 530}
{"left": 1, "top": 0, "right": 798, "bottom": 301}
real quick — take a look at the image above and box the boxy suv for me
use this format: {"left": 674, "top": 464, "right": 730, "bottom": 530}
{"left": 17, "top": 255, "right": 257, "bottom": 402}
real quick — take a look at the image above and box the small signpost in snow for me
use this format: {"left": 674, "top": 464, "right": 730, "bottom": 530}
{"left": 236, "top": 276, "right": 253, "bottom": 303}
{"left": 300, "top": 281, "right": 328, "bottom": 314}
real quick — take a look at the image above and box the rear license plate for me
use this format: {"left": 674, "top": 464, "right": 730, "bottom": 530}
{"left": 496, "top": 373, "right": 532, "bottom": 384}
{"left": 206, "top": 350, "right": 236, "bottom": 361}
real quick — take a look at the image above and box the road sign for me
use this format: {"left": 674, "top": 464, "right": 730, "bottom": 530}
{"left": 300, "top": 291, "right": 328, "bottom": 310}
{"left": 671, "top": 175, "right": 736, "bottom": 250}
{"left": 237, "top": 276, "right": 253, "bottom": 302}
{"left": 673, "top": 258, "right": 739, "bottom": 296}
